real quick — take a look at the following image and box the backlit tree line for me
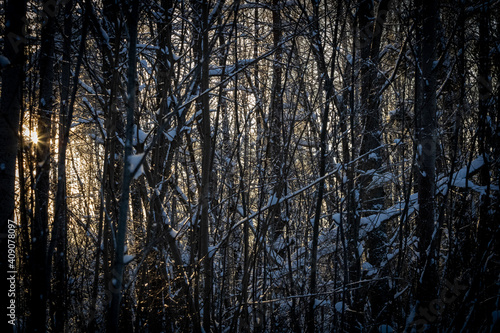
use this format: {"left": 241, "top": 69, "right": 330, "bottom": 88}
{"left": 0, "top": 0, "right": 499, "bottom": 332}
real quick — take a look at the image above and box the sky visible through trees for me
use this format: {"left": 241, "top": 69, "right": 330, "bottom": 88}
{"left": 0, "top": 0, "right": 499, "bottom": 332}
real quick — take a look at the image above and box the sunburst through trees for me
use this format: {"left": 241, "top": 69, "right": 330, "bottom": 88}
{"left": 1, "top": 0, "right": 499, "bottom": 332}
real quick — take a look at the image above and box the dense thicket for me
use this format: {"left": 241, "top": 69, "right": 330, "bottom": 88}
{"left": 1, "top": 0, "right": 499, "bottom": 332}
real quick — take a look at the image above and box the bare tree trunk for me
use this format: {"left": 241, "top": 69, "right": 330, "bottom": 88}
{"left": 31, "top": 2, "right": 56, "bottom": 330}
{"left": 96, "top": 0, "right": 125, "bottom": 325}
{"left": 48, "top": 2, "right": 89, "bottom": 331}
{"left": 0, "top": 0, "right": 27, "bottom": 332}
{"left": 134, "top": 0, "right": 175, "bottom": 329}
{"left": 306, "top": 0, "right": 340, "bottom": 331}
{"left": 49, "top": 1, "right": 74, "bottom": 331}
{"left": 345, "top": 14, "right": 361, "bottom": 328}
{"left": 473, "top": 3, "right": 495, "bottom": 328}
{"left": 414, "top": 0, "right": 439, "bottom": 330}
{"left": 107, "top": 0, "right": 139, "bottom": 331}
{"left": 199, "top": 1, "right": 213, "bottom": 331}
{"left": 268, "top": 0, "right": 285, "bottom": 240}
{"left": 86, "top": 1, "right": 124, "bottom": 330}
{"left": 357, "top": 0, "right": 391, "bottom": 326}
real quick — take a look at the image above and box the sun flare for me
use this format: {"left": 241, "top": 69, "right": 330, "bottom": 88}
{"left": 30, "top": 131, "right": 38, "bottom": 144}
{"left": 23, "top": 126, "right": 38, "bottom": 144}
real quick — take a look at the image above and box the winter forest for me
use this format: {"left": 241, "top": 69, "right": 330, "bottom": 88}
{"left": 0, "top": 0, "right": 499, "bottom": 332}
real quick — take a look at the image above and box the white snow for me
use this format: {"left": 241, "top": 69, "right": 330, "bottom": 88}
{"left": 165, "top": 128, "right": 177, "bottom": 141}
{"left": 128, "top": 153, "right": 145, "bottom": 179}
{"left": 393, "top": 286, "right": 409, "bottom": 299}
{"left": 132, "top": 125, "right": 148, "bottom": 145}
{"left": 209, "top": 59, "right": 255, "bottom": 76}
{"left": 313, "top": 298, "right": 329, "bottom": 308}
{"left": 492, "top": 310, "right": 500, "bottom": 324}
{"left": 169, "top": 228, "right": 178, "bottom": 239}
{"left": 209, "top": 68, "right": 224, "bottom": 76}
{"left": 0, "top": 55, "right": 11, "bottom": 67}
{"left": 378, "top": 325, "right": 394, "bottom": 333}
{"left": 208, "top": 246, "right": 217, "bottom": 258}
{"left": 358, "top": 243, "right": 364, "bottom": 257}
{"left": 456, "top": 156, "right": 484, "bottom": 180}
{"left": 180, "top": 126, "right": 191, "bottom": 134}
{"left": 100, "top": 27, "right": 109, "bottom": 44}
{"left": 172, "top": 52, "right": 181, "bottom": 61}
{"left": 437, "top": 156, "right": 500, "bottom": 195}
{"left": 360, "top": 212, "right": 392, "bottom": 233}
{"left": 140, "top": 59, "right": 151, "bottom": 74}
{"left": 123, "top": 254, "right": 134, "bottom": 265}
{"left": 334, "top": 301, "right": 347, "bottom": 312}
{"left": 236, "top": 205, "right": 245, "bottom": 217}
{"left": 79, "top": 79, "right": 95, "bottom": 94}
{"left": 267, "top": 193, "right": 279, "bottom": 206}
{"left": 359, "top": 194, "right": 419, "bottom": 237}
{"left": 362, "top": 262, "right": 377, "bottom": 277}
{"left": 346, "top": 54, "right": 353, "bottom": 65}
{"left": 368, "top": 172, "right": 394, "bottom": 189}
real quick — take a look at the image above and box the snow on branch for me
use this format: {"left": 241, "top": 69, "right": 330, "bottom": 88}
{"left": 437, "top": 156, "right": 499, "bottom": 195}
{"left": 128, "top": 153, "right": 145, "bottom": 180}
